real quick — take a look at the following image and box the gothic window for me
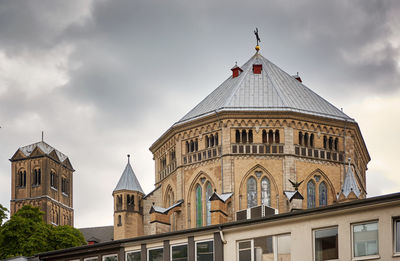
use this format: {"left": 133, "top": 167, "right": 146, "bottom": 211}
{"left": 236, "top": 130, "right": 240, "bottom": 143}
{"left": 299, "top": 132, "right": 303, "bottom": 145}
{"left": 195, "top": 139, "right": 198, "bottom": 151}
{"left": 127, "top": 194, "right": 134, "bottom": 211}
{"left": 206, "top": 182, "right": 212, "bottom": 226}
{"left": 215, "top": 133, "right": 218, "bottom": 146}
{"left": 319, "top": 182, "right": 327, "bottom": 206}
{"left": 275, "top": 130, "right": 280, "bottom": 143}
{"left": 210, "top": 134, "right": 214, "bottom": 147}
{"left": 242, "top": 130, "right": 247, "bottom": 143}
{"left": 328, "top": 137, "right": 333, "bottom": 150}
{"left": 310, "top": 134, "right": 315, "bottom": 147}
{"left": 262, "top": 130, "right": 267, "bottom": 143}
{"left": 323, "top": 136, "right": 327, "bottom": 149}
{"left": 61, "top": 177, "right": 68, "bottom": 195}
{"left": 186, "top": 141, "right": 189, "bottom": 153}
{"left": 247, "top": 177, "right": 257, "bottom": 208}
{"left": 205, "top": 135, "right": 209, "bottom": 148}
{"left": 261, "top": 177, "right": 271, "bottom": 206}
{"left": 196, "top": 185, "right": 202, "bottom": 227}
{"left": 334, "top": 138, "right": 338, "bottom": 151}
{"left": 190, "top": 141, "right": 194, "bottom": 152}
{"left": 118, "top": 215, "right": 122, "bottom": 226}
{"left": 304, "top": 133, "right": 309, "bottom": 147}
{"left": 17, "top": 170, "right": 26, "bottom": 187}
{"left": 268, "top": 130, "right": 274, "bottom": 144}
{"left": 248, "top": 130, "right": 253, "bottom": 143}
{"left": 32, "top": 168, "right": 41, "bottom": 186}
{"left": 307, "top": 180, "right": 316, "bottom": 209}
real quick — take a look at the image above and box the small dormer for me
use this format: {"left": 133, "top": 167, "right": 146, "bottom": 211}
{"left": 253, "top": 64, "right": 262, "bottom": 74}
{"left": 231, "top": 63, "right": 243, "bottom": 78}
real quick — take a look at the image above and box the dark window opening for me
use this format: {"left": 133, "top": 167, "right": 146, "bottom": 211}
{"left": 334, "top": 138, "right": 338, "bottom": 151}
{"left": 248, "top": 130, "right": 253, "bottom": 143}
{"left": 236, "top": 130, "right": 240, "bottom": 143}
{"left": 210, "top": 134, "right": 214, "bottom": 147}
{"left": 328, "top": 137, "right": 333, "bottom": 150}
{"left": 299, "top": 132, "right": 303, "bottom": 145}
{"left": 268, "top": 130, "right": 274, "bottom": 144}
{"left": 242, "top": 130, "right": 247, "bottom": 143}
{"left": 323, "top": 136, "right": 327, "bottom": 149}
{"left": 32, "top": 169, "right": 41, "bottom": 186}
{"left": 117, "top": 215, "right": 122, "bottom": 226}
{"left": 262, "top": 130, "right": 267, "bottom": 143}
{"left": 205, "top": 135, "right": 209, "bottom": 148}
{"left": 310, "top": 134, "right": 315, "bottom": 147}
{"left": 304, "top": 133, "right": 309, "bottom": 147}
{"left": 275, "top": 130, "right": 280, "bottom": 143}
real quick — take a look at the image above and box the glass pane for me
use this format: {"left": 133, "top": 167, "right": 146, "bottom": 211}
{"left": 172, "top": 245, "right": 187, "bottom": 261}
{"left": 315, "top": 227, "right": 338, "bottom": 261}
{"left": 197, "top": 241, "right": 213, "bottom": 261}
{"left": 261, "top": 177, "right": 271, "bottom": 206}
{"left": 254, "top": 236, "right": 273, "bottom": 261}
{"left": 127, "top": 252, "right": 141, "bottom": 261}
{"left": 206, "top": 183, "right": 212, "bottom": 226}
{"left": 247, "top": 177, "right": 257, "bottom": 208}
{"left": 307, "top": 181, "right": 316, "bottom": 208}
{"left": 277, "top": 234, "right": 291, "bottom": 261}
{"left": 396, "top": 220, "right": 400, "bottom": 253}
{"left": 239, "top": 241, "right": 251, "bottom": 249}
{"left": 319, "top": 182, "right": 327, "bottom": 207}
{"left": 85, "top": 258, "right": 98, "bottom": 261}
{"left": 239, "top": 249, "right": 251, "bottom": 261}
{"left": 353, "top": 222, "right": 378, "bottom": 257}
{"left": 149, "top": 248, "right": 163, "bottom": 261}
{"left": 103, "top": 255, "right": 117, "bottom": 261}
{"left": 196, "top": 185, "right": 203, "bottom": 227}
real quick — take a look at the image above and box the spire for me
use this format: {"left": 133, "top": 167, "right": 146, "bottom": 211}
{"left": 340, "top": 158, "right": 361, "bottom": 199}
{"left": 113, "top": 154, "right": 144, "bottom": 194}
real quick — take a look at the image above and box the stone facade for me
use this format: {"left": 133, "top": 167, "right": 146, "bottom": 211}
{"left": 10, "top": 142, "right": 74, "bottom": 226}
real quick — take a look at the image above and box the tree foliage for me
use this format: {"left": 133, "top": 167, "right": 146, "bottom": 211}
{"left": 0, "top": 204, "right": 7, "bottom": 226}
{"left": 0, "top": 205, "right": 86, "bottom": 259}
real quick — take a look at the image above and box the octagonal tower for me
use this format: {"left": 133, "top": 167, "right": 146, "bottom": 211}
{"left": 147, "top": 50, "right": 370, "bottom": 231}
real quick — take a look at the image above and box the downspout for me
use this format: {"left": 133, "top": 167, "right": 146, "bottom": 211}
{"left": 214, "top": 110, "right": 224, "bottom": 193}
{"left": 219, "top": 227, "right": 227, "bottom": 244}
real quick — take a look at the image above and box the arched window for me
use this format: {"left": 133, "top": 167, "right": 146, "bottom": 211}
{"left": 299, "top": 132, "right": 303, "bottom": 145}
{"left": 307, "top": 180, "right": 316, "bottom": 209}
{"left": 319, "top": 182, "right": 327, "bottom": 206}
{"left": 328, "top": 137, "right": 333, "bottom": 150}
{"left": 323, "top": 136, "right": 327, "bottom": 149}
{"left": 268, "top": 130, "right": 274, "bottom": 144}
{"left": 236, "top": 130, "right": 240, "bottom": 143}
{"left": 261, "top": 177, "right": 271, "bottom": 206}
{"left": 33, "top": 168, "right": 41, "bottom": 186}
{"left": 310, "top": 134, "right": 314, "bottom": 147}
{"left": 334, "top": 138, "right": 338, "bottom": 151}
{"left": 210, "top": 135, "right": 214, "bottom": 147}
{"left": 205, "top": 136, "right": 209, "bottom": 148}
{"left": 242, "top": 130, "right": 247, "bottom": 143}
{"left": 205, "top": 182, "right": 212, "bottom": 226}
{"left": 118, "top": 215, "right": 122, "bottom": 226}
{"left": 215, "top": 133, "right": 218, "bottom": 146}
{"left": 190, "top": 141, "right": 194, "bottom": 152}
{"left": 304, "top": 133, "right": 309, "bottom": 147}
{"left": 195, "top": 185, "right": 202, "bottom": 227}
{"left": 262, "top": 130, "right": 267, "bottom": 143}
{"left": 195, "top": 139, "right": 198, "bottom": 151}
{"left": 275, "top": 130, "right": 280, "bottom": 143}
{"left": 247, "top": 177, "right": 257, "bottom": 208}
{"left": 248, "top": 130, "right": 253, "bottom": 143}
{"left": 186, "top": 141, "right": 189, "bottom": 153}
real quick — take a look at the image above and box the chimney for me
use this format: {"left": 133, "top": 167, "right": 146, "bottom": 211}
{"left": 253, "top": 64, "right": 262, "bottom": 74}
{"left": 293, "top": 72, "right": 302, "bottom": 83}
{"left": 231, "top": 62, "right": 243, "bottom": 78}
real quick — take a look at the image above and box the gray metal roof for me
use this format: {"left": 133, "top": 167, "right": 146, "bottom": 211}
{"left": 175, "top": 52, "right": 353, "bottom": 126}
{"left": 114, "top": 158, "right": 144, "bottom": 194}
{"left": 19, "top": 141, "right": 68, "bottom": 162}
{"left": 79, "top": 226, "right": 114, "bottom": 243}
{"left": 340, "top": 160, "right": 361, "bottom": 198}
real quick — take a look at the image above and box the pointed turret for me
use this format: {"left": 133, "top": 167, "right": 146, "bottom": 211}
{"left": 338, "top": 158, "right": 361, "bottom": 202}
{"left": 113, "top": 155, "right": 144, "bottom": 240}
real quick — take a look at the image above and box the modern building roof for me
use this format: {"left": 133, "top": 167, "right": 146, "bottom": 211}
{"left": 79, "top": 226, "right": 114, "bottom": 244}
{"left": 113, "top": 156, "right": 144, "bottom": 194}
{"left": 340, "top": 159, "right": 361, "bottom": 198}
{"left": 175, "top": 52, "right": 353, "bottom": 126}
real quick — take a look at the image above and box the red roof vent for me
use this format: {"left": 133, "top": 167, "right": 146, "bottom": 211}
{"left": 293, "top": 72, "right": 302, "bottom": 83}
{"left": 231, "top": 63, "right": 243, "bottom": 78}
{"left": 253, "top": 64, "right": 262, "bottom": 74}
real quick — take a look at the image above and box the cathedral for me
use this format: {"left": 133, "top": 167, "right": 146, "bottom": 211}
{"left": 111, "top": 44, "right": 369, "bottom": 240}
{"left": 9, "top": 43, "right": 369, "bottom": 243}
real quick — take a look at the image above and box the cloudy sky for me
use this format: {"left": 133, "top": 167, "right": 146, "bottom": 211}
{"left": 1, "top": 0, "right": 399, "bottom": 228}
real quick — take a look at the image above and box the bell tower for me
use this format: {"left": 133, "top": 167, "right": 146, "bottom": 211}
{"left": 10, "top": 140, "right": 75, "bottom": 226}
{"left": 113, "top": 155, "right": 144, "bottom": 240}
